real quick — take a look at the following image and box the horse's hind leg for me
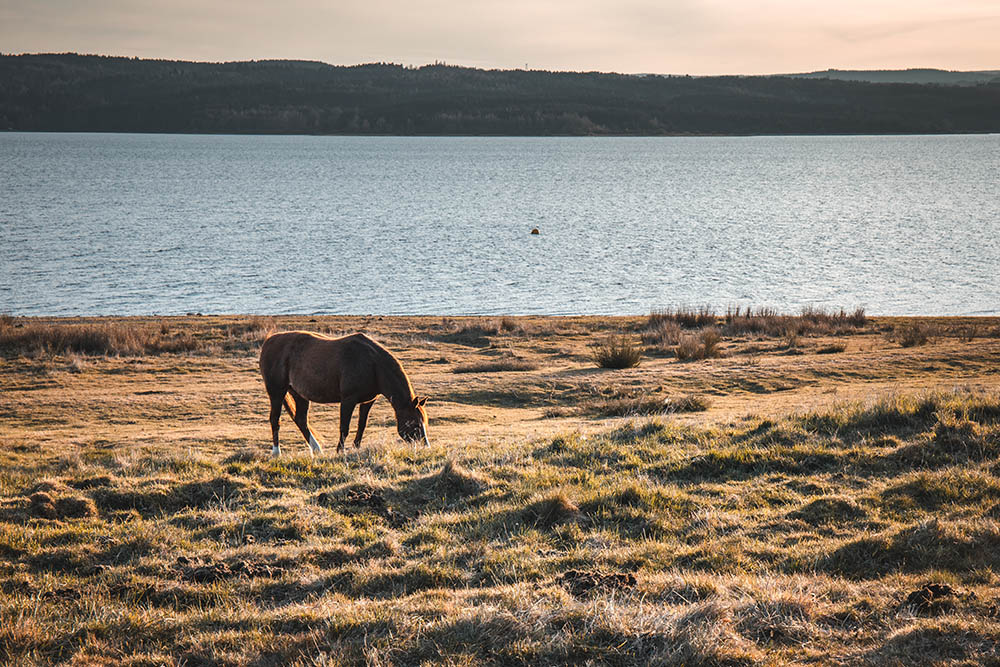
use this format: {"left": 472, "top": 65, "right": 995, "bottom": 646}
{"left": 267, "top": 391, "right": 284, "bottom": 457}
{"left": 289, "top": 390, "right": 323, "bottom": 456}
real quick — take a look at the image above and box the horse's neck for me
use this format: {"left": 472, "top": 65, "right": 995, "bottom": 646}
{"left": 376, "top": 354, "right": 414, "bottom": 408}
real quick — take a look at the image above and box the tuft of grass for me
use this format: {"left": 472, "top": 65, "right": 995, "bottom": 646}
{"left": 523, "top": 492, "right": 580, "bottom": 528}
{"left": 890, "top": 322, "right": 938, "bottom": 347}
{"left": 0, "top": 320, "right": 200, "bottom": 357}
{"left": 592, "top": 334, "right": 642, "bottom": 369}
{"left": 675, "top": 328, "right": 723, "bottom": 361}
{"left": 724, "top": 306, "right": 867, "bottom": 337}
{"left": 648, "top": 306, "right": 716, "bottom": 329}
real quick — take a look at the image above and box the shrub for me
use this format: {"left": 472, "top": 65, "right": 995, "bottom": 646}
{"left": 642, "top": 319, "right": 682, "bottom": 351}
{"left": 675, "top": 329, "right": 724, "bottom": 361}
{"left": 0, "top": 320, "right": 201, "bottom": 357}
{"left": 891, "top": 323, "right": 937, "bottom": 348}
{"left": 723, "top": 306, "right": 866, "bottom": 338}
{"left": 648, "top": 307, "right": 716, "bottom": 329}
{"left": 592, "top": 335, "right": 642, "bottom": 369}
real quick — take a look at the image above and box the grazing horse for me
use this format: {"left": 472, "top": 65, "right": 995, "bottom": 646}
{"left": 259, "top": 331, "right": 429, "bottom": 456}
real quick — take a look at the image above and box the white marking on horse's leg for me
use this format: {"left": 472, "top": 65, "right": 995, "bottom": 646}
{"left": 271, "top": 445, "right": 281, "bottom": 457}
{"left": 308, "top": 433, "right": 322, "bottom": 455}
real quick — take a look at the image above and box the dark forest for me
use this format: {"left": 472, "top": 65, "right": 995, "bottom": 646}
{"left": 2, "top": 54, "right": 998, "bottom": 135}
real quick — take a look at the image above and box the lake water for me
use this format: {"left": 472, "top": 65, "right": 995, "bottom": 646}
{"left": 1, "top": 132, "right": 997, "bottom": 316}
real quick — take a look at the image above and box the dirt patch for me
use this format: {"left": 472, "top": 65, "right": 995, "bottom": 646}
{"left": 904, "top": 583, "right": 959, "bottom": 614}
{"left": 67, "top": 475, "right": 113, "bottom": 490}
{"left": 29, "top": 492, "right": 58, "bottom": 519}
{"left": 176, "top": 555, "right": 288, "bottom": 583}
{"left": 41, "top": 587, "right": 83, "bottom": 601}
{"left": 559, "top": 569, "right": 637, "bottom": 597}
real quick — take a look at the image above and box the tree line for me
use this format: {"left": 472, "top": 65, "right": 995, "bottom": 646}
{"left": 2, "top": 54, "right": 998, "bottom": 135}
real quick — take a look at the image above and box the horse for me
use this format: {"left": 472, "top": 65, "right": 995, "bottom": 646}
{"left": 258, "top": 331, "right": 429, "bottom": 457}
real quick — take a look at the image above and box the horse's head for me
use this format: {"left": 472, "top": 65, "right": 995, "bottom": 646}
{"left": 396, "top": 396, "right": 430, "bottom": 446}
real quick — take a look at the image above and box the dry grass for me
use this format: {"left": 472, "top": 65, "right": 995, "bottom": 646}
{"left": 592, "top": 334, "right": 642, "bottom": 369}
{"left": 890, "top": 322, "right": 939, "bottom": 348}
{"left": 452, "top": 359, "right": 539, "bottom": 373}
{"left": 3, "top": 387, "right": 1000, "bottom": 664}
{"left": 0, "top": 316, "right": 278, "bottom": 357}
{"left": 723, "top": 305, "right": 867, "bottom": 337}
{"left": 3, "top": 314, "right": 1000, "bottom": 664}
{"left": 675, "top": 328, "right": 724, "bottom": 361}
{"left": 648, "top": 306, "right": 716, "bottom": 329}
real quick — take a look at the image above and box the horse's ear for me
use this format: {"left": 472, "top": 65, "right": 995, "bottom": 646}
{"left": 415, "top": 396, "right": 427, "bottom": 407}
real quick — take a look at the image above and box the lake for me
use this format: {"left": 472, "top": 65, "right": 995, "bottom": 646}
{"left": 1, "top": 132, "right": 997, "bottom": 316}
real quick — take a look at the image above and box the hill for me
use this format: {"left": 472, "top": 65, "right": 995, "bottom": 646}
{"left": 2, "top": 53, "right": 999, "bottom": 135}
{"left": 789, "top": 68, "right": 1000, "bottom": 86}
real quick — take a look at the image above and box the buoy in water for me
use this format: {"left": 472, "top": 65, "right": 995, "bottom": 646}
{"left": 530, "top": 227, "right": 540, "bottom": 235}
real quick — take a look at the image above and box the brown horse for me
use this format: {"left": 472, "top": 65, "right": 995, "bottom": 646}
{"left": 258, "top": 331, "right": 429, "bottom": 456}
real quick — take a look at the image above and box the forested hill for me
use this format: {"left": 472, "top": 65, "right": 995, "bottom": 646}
{"left": 2, "top": 53, "right": 999, "bottom": 135}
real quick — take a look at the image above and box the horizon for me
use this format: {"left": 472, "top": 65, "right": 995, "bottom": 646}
{"left": 3, "top": 51, "right": 999, "bottom": 78}
{"left": 1, "top": 1, "right": 997, "bottom": 76}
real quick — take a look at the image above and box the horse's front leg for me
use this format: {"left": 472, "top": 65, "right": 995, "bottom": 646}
{"left": 338, "top": 400, "right": 357, "bottom": 452}
{"left": 354, "top": 399, "right": 375, "bottom": 448}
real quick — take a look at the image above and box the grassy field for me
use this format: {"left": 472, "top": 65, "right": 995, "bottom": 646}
{"left": 2, "top": 312, "right": 1000, "bottom": 665}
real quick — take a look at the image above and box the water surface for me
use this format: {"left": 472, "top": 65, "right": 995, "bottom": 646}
{"left": 1, "top": 133, "right": 997, "bottom": 315}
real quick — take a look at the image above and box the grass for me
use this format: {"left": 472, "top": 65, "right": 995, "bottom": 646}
{"left": 3, "top": 313, "right": 1000, "bottom": 664}
{"left": 452, "top": 359, "right": 539, "bottom": 373}
{"left": 592, "top": 334, "right": 642, "bottom": 369}
{"left": 0, "top": 316, "right": 275, "bottom": 357}
{"left": 891, "top": 322, "right": 938, "bottom": 347}
{"left": 3, "top": 389, "right": 1000, "bottom": 663}
{"left": 723, "top": 306, "right": 867, "bottom": 337}
{"left": 675, "top": 328, "right": 724, "bottom": 361}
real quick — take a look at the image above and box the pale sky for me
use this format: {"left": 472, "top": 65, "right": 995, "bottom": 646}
{"left": 1, "top": 0, "right": 997, "bottom": 75}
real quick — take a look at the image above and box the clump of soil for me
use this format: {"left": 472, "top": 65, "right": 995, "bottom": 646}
{"left": 317, "top": 484, "right": 386, "bottom": 511}
{"left": 176, "top": 555, "right": 287, "bottom": 583}
{"left": 559, "top": 569, "right": 637, "bottom": 597}
{"left": 29, "top": 490, "right": 100, "bottom": 520}
{"left": 905, "top": 583, "right": 957, "bottom": 614}
{"left": 67, "top": 476, "right": 113, "bottom": 490}
{"left": 54, "top": 495, "right": 97, "bottom": 519}
{"left": 29, "top": 492, "right": 58, "bottom": 519}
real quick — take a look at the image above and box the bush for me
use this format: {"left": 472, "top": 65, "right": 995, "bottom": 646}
{"left": 891, "top": 322, "right": 937, "bottom": 347}
{"left": 592, "top": 335, "right": 642, "bottom": 369}
{"left": 0, "top": 320, "right": 200, "bottom": 357}
{"left": 723, "top": 306, "right": 866, "bottom": 338}
{"left": 648, "top": 307, "right": 716, "bottom": 329}
{"left": 675, "top": 328, "right": 724, "bottom": 361}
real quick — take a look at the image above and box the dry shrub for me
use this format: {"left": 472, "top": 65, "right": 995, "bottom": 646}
{"left": 890, "top": 322, "right": 937, "bottom": 348}
{"left": 642, "top": 319, "right": 682, "bottom": 351}
{"left": 724, "top": 306, "right": 866, "bottom": 337}
{"left": 648, "top": 307, "right": 716, "bottom": 329}
{"left": 592, "top": 334, "right": 642, "bottom": 369}
{"left": 675, "top": 328, "right": 723, "bottom": 361}
{"left": 0, "top": 320, "right": 200, "bottom": 357}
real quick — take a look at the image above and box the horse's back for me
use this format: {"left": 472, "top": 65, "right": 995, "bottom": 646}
{"left": 260, "top": 331, "right": 382, "bottom": 402}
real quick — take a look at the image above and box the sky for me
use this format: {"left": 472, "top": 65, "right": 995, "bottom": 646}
{"left": 1, "top": 0, "right": 997, "bottom": 75}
